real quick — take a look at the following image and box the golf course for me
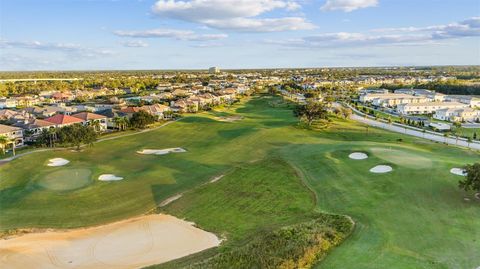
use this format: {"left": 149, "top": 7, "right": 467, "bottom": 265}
{"left": 1, "top": 95, "right": 479, "bottom": 268}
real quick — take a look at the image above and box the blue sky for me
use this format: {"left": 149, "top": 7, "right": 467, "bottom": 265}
{"left": 1, "top": 0, "right": 479, "bottom": 70}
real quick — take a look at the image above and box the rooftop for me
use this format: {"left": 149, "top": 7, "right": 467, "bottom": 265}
{"left": 44, "top": 114, "right": 84, "bottom": 125}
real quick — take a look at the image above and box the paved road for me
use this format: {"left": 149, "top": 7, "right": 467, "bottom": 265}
{"left": 350, "top": 114, "right": 480, "bottom": 150}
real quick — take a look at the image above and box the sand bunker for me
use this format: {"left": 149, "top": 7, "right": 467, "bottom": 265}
{"left": 210, "top": 175, "right": 225, "bottom": 183}
{"left": 47, "top": 158, "right": 70, "bottom": 167}
{"left": 450, "top": 168, "right": 466, "bottom": 176}
{"left": 370, "top": 165, "right": 393, "bottom": 173}
{"left": 98, "top": 174, "right": 124, "bottom": 181}
{"left": 159, "top": 194, "right": 183, "bottom": 207}
{"left": 349, "top": 152, "right": 368, "bottom": 160}
{"left": 137, "top": 148, "right": 187, "bottom": 155}
{"left": 0, "top": 214, "right": 220, "bottom": 269}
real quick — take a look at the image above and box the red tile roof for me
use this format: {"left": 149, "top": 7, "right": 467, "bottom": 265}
{"left": 44, "top": 114, "right": 84, "bottom": 125}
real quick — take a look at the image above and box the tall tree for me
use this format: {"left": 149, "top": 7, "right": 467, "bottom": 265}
{"left": 130, "top": 110, "right": 156, "bottom": 129}
{"left": 294, "top": 102, "right": 329, "bottom": 126}
{"left": 459, "top": 163, "right": 480, "bottom": 193}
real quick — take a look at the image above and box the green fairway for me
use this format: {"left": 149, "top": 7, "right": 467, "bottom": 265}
{"left": 1, "top": 95, "right": 479, "bottom": 268}
{"left": 162, "top": 158, "right": 319, "bottom": 242}
{"left": 153, "top": 158, "right": 353, "bottom": 268}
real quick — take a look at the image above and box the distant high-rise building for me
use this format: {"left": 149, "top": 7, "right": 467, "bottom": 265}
{"left": 209, "top": 67, "right": 220, "bottom": 74}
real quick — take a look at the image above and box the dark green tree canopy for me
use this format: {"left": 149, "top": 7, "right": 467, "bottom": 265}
{"left": 130, "top": 110, "right": 156, "bottom": 129}
{"left": 459, "top": 163, "right": 480, "bottom": 193}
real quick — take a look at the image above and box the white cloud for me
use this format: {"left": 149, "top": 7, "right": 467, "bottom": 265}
{"left": 321, "top": 0, "right": 378, "bottom": 12}
{"left": 151, "top": 0, "right": 313, "bottom": 32}
{"left": 268, "top": 17, "right": 480, "bottom": 48}
{"left": 121, "top": 40, "right": 149, "bottom": 47}
{"left": 114, "top": 29, "right": 228, "bottom": 41}
{"left": 0, "top": 40, "right": 115, "bottom": 57}
{"left": 201, "top": 17, "right": 315, "bottom": 32}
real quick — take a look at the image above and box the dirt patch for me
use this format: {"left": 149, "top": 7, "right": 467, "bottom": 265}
{"left": 0, "top": 214, "right": 220, "bottom": 269}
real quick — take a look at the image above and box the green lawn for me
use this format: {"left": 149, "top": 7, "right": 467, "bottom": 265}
{"left": 1, "top": 95, "right": 479, "bottom": 268}
{"left": 456, "top": 127, "right": 479, "bottom": 139}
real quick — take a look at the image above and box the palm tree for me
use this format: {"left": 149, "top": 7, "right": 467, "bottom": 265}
{"left": 91, "top": 120, "right": 101, "bottom": 132}
{"left": 48, "top": 128, "right": 57, "bottom": 148}
{"left": 0, "top": 135, "right": 8, "bottom": 155}
{"left": 113, "top": 116, "right": 121, "bottom": 131}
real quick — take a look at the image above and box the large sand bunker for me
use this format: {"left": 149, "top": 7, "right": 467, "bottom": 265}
{"left": 47, "top": 158, "right": 69, "bottom": 167}
{"left": 349, "top": 152, "right": 368, "bottom": 160}
{"left": 370, "top": 165, "right": 393, "bottom": 173}
{"left": 0, "top": 214, "right": 220, "bottom": 269}
{"left": 137, "top": 148, "right": 187, "bottom": 155}
{"left": 450, "top": 168, "right": 466, "bottom": 176}
{"left": 98, "top": 174, "right": 124, "bottom": 181}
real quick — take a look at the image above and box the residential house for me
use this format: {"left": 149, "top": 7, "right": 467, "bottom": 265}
{"left": 12, "top": 119, "right": 55, "bottom": 141}
{"left": 434, "top": 107, "right": 480, "bottom": 122}
{"left": 360, "top": 93, "right": 428, "bottom": 107}
{"left": 15, "top": 96, "right": 41, "bottom": 107}
{"left": 172, "top": 89, "right": 192, "bottom": 97}
{"left": 170, "top": 99, "right": 198, "bottom": 113}
{"left": 397, "top": 101, "right": 468, "bottom": 115}
{"left": 120, "top": 104, "right": 172, "bottom": 119}
{"left": 52, "top": 92, "right": 74, "bottom": 102}
{"left": 0, "top": 109, "right": 32, "bottom": 123}
{"left": 44, "top": 114, "right": 84, "bottom": 128}
{"left": 72, "top": 112, "right": 108, "bottom": 131}
{"left": 0, "top": 124, "right": 24, "bottom": 147}
{"left": 141, "top": 104, "right": 172, "bottom": 119}
{"left": 96, "top": 109, "right": 128, "bottom": 128}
